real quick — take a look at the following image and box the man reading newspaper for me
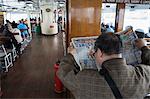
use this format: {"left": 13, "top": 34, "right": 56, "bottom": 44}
{"left": 57, "top": 32, "right": 150, "bottom": 99}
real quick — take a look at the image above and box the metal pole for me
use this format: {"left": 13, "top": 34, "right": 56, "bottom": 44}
{"left": 27, "top": 10, "right": 32, "bottom": 39}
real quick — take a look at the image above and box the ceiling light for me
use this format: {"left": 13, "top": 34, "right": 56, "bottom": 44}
{"left": 106, "top": 5, "right": 110, "bottom": 8}
{"left": 12, "top": 7, "right": 18, "bottom": 9}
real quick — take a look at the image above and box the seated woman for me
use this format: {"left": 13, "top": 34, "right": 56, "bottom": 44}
{"left": 17, "top": 20, "right": 29, "bottom": 40}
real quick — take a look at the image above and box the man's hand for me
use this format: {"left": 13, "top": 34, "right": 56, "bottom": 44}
{"left": 135, "top": 39, "right": 147, "bottom": 49}
{"left": 88, "top": 49, "right": 95, "bottom": 58}
{"left": 67, "top": 43, "right": 76, "bottom": 55}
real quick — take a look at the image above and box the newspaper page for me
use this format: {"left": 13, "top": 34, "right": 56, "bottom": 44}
{"left": 144, "top": 38, "right": 150, "bottom": 47}
{"left": 71, "top": 28, "right": 142, "bottom": 70}
{"left": 71, "top": 36, "right": 98, "bottom": 70}
{"left": 118, "top": 27, "right": 142, "bottom": 66}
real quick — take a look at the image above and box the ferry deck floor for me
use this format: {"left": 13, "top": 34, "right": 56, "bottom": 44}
{"left": 1, "top": 33, "right": 67, "bottom": 98}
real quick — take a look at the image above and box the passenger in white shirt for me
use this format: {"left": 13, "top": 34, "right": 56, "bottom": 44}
{"left": 12, "top": 28, "right": 23, "bottom": 43}
{"left": 11, "top": 24, "right": 23, "bottom": 55}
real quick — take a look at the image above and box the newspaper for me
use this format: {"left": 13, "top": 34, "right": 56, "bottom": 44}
{"left": 117, "top": 27, "right": 142, "bottom": 66}
{"left": 71, "top": 36, "right": 98, "bottom": 70}
{"left": 144, "top": 38, "right": 150, "bottom": 47}
{"left": 71, "top": 28, "right": 142, "bottom": 70}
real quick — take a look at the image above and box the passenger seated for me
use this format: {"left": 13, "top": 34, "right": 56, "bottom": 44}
{"left": 1, "top": 20, "right": 15, "bottom": 49}
{"left": 105, "top": 24, "right": 114, "bottom": 33}
{"left": 3, "top": 20, "right": 13, "bottom": 37}
{"left": 11, "top": 24, "right": 23, "bottom": 55}
{"left": 135, "top": 29, "right": 145, "bottom": 38}
{"left": 17, "top": 19, "right": 29, "bottom": 40}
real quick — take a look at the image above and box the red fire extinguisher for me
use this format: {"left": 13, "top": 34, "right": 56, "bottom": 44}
{"left": 54, "top": 61, "right": 64, "bottom": 93}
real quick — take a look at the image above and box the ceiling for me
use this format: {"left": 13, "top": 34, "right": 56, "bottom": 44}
{"left": 0, "top": 0, "right": 39, "bottom": 12}
{"left": 0, "top": 0, "right": 66, "bottom": 12}
{"left": 0, "top": 0, "right": 149, "bottom": 12}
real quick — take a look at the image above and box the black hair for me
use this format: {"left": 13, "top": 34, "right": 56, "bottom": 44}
{"left": 6, "top": 20, "right": 10, "bottom": 23}
{"left": 105, "top": 25, "right": 109, "bottom": 28}
{"left": 12, "top": 23, "right": 17, "bottom": 28}
{"left": 95, "top": 32, "right": 122, "bottom": 55}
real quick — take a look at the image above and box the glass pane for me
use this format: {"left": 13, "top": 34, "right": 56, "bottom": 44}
{"left": 101, "top": 3, "right": 116, "bottom": 33}
{"left": 124, "top": 4, "right": 150, "bottom": 35}
{"left": 101, "top": 3, "right": 116, "bottom": 26}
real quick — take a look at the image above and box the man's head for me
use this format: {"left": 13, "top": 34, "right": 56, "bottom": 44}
{"left": 19, "top": 19, "right": 24, "bottom": 23}
{"left": 105, "top": 25, "right": 109, "bottom": 28}
{"left": 94, "top": 33, "right": 122, "bottom": 66}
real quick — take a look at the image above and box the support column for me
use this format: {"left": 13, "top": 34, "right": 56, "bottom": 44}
{"left": 27, "top": 11, "right": 32, "bottom": 38}
{"left": 67, "top": 0, "right": 102, "bottom": 44}
{"left": 115, "top": 3, "right": 125, "bottom": 32}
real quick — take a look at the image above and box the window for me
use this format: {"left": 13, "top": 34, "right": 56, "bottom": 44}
{"left": 124, "top": 4, "right": 150, "bottom": 34}
{"left": 101, "top": 3, "right": 116, "bottom": 27}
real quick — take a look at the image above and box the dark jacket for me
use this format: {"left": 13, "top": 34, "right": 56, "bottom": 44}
{"left": 57, "top": 46, "right": 150, "bottom": 99}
